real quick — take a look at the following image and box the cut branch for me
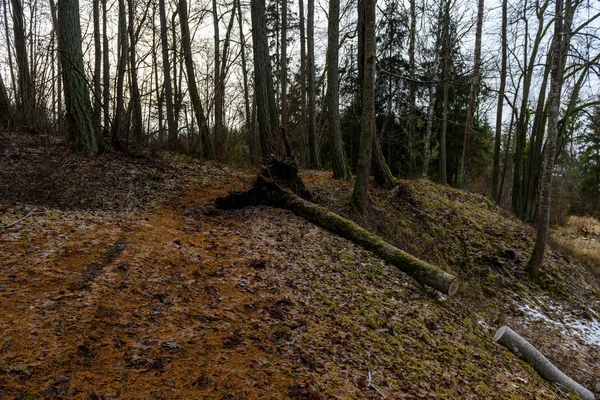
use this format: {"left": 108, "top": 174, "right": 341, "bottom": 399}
{"left": 493, "top": 326, "right": 594, "bottom": 400}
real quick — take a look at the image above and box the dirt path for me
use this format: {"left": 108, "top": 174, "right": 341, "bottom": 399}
{"left": 0, "top": 179, "right": 304, "bottom": 399}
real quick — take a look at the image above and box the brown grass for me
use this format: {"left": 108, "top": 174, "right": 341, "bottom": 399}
{"left": 554, "top": 215, "right": 600, "bottom": 271}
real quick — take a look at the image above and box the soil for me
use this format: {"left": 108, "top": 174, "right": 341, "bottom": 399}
{"left": 1, "top": 132, "right": 599, "bottom": 399}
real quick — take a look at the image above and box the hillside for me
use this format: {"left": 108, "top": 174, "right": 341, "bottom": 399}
{"left": 1, "top": 133, "right": 599, "bottom": 399}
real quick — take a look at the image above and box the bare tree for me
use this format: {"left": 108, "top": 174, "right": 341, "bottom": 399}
{"left": 491, "top": 0, "right": 507, "bottom": 202}
{"left": 92, "top": 0, "right": 102, "bottom": 134}
{"left": 11, "top": 0, "right": 33, "bottom": 118}
{"left": 159, "top": 0, "right": 178, "bottom": 149}
{"left": 326, "top": 0, "right": 350, "bottom": 180}
{"left": 128, "top": 0, "right": 144, "bottom": 144}
{"left": 281, "top": 0, "right": 288, "bottom": 134}
{"left": 112, "top": 0, "right": 128, "bottom": 148}
{"left": 307, "top": 0, "right": 320, "bottom": 167}
{"left": 251, "top": 0, "right": 277, "bottom": 158}
{"left": 458, "top": 0, "right": 484, "bottom": 189}
{"left": 528, "top": 0, "right": 572, "bottom": 282}
{"left": 179, "top": 0, "right": 213, "bottom": 158}
{"left": 352, "top": 0, "right": 376, "bottom": 213}
{"left": 56, "top": 0, "right": 103, "bottom": 154}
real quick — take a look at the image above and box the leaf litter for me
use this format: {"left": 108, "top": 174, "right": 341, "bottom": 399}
{"left": 1, "top": 133, "right": 599, "bottom": 398}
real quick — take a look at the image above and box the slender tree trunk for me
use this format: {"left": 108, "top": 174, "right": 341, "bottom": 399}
{"left": 281, "top": 0, "right": 288, "bottom": 133}
{"left": 236, "top": 0, "right": 252, "bottom": 161}
{"left": 0, "top": 73, "right": 13, "bottom": 128}
{"left": 440, "top": 0, "right": 450, "bottom": 185}
{"left": 307, "top": 0, "right": 320, "bottom": 167}
{"left": 179, "top": 0, "right": 213, "bottom": 158}
{"left": 93, "top": 0, "right": 102, "bottom": 135}
{"left": 56, "top": 0, "right": 103, "bottom": 155}
{"left": 3, "top": 0, "right": 17, "bottom": 102}
{"left": 492, "top": 0, "right": 507, "bottom": 202}
{"left": 112, "top": 0, "right": 128, "bottom": 148}
{"left": 351, "top": 0, "right": 376, "bottom": 213}
{"left": 159, "top": 0, "right": 178, "bottom": 149}
{"left": 102, "top": 0, "right": 110, "bottom": 133}
{"left": 528, "top": 0, "right": 570, "bottom": 282}
{"left": 299, "top": 0, "right": 307, "bottom": 163}
{"left": 128, "top": 0, "right": 143, "bottom": 144}
{"left": 212, "top": 0, "right": 224, "bottom": 158}
{"left": 250, "top": 0, "right": 277, "bottom": 158}
{"left": 512, "top": 0, "right": 550, "bottom": 216}
{"left": 216, "top": 3, "right": 237, "bottom": 158}
{"left": 11, "top": 0, "right": 33, "bottom": 118}
{"left": 458, "top": 0, "right": 484, "bottom": 189}
{"left": 326, "top": 0, "right": 350, "bottom": 180}
{"left": 406, "top": 0, "right": 417, "bottom": 176}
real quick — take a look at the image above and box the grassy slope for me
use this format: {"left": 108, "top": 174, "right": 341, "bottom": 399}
{"left": 1, "top": 134, "right": 598, "bottom": 399}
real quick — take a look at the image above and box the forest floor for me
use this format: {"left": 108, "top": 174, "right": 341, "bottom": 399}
{"left": 1, "top": 132, "right": 599, "bottom": 399}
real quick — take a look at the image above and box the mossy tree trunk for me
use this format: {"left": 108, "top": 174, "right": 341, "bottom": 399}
{"left": 215, "top": 160, "right": 459, "bottom": 296}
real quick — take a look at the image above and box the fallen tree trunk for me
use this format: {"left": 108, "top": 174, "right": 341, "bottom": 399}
{"left": 493, "top": 326, "right": 594, "bottom": 400}
{"left": 215, "top": 167, "right": 458, "bottom": 296}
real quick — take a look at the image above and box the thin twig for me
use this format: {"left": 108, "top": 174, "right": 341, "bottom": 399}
{"left": 367, "top": 371, "right": 388, "bottom": 399}
{"left": 0, "top": 211, "right": 48, "bottom": 229}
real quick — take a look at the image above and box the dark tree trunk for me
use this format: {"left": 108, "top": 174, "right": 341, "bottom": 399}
{"left": 351, "top": 0, "right": 376, "bottom": 214}
{"left": 93, "top": 0, "right": 102, "bottom": 135}
{"left": 159, "top": 0, "right": 178, "bottom": 149}
{"left": 299, "top": 0, "right": 308, "bottom": 164}
{"left": 0, "top": 74, "right": 13, "bottom": 128}
{"left": 458, "top": 0, "right": 484, "bottom": 189}
{"left": 236, "top": 0, "right": 253, "bottom": 161}
{"left": 11, "top": 0, "right": 33, "bottom": 118}
{"left": 251, "top": 0, "right": 278, "bottom": 159}
{"left": 102, "top": 0, "right": 110, "bottom": 134}
{"left": 326, "top": 0, "right": 350, "bottom": 180}
{"left": 56, "top": 0, "right": 103, "bottom": 155}
{"left": 307, "top": 0, "right": 320, "bottom": 167}
{"left": 491, "top": 0, "right": 507, "bottom": 202}
{"left": 127, "top": 0, "right": 143, "bottom": 144}
{"left": 112, "top": 0, "right": 128, "bottom": 149}
{"left": 179, "top": 0, "right": 213, "bottom": 158}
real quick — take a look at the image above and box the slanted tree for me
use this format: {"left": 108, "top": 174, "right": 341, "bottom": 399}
{"left": 527, "top": 0, "right": 571, "bottom": 282}
{"left": 179, "top": 0, "right": 213, "bottom": 158}
{"left": 127, "top": 0, "right": 144, "bottom": 144}
{"left": 112, "top": 0, "right": 128, "bottom": 148}
{"left": 326, "top": 0, "right": 350, "bottom": 180}
{"left": 251, "top": 0, "right": 278, "bottom": 158}
{"left": 56, "top": 0, "right": 103, "bottom": 155}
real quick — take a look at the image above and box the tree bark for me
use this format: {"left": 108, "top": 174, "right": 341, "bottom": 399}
{"left": 112, "top": 0, "right": 128, "bottom": 149}
{"left": 352, "top": 0, "right": 376, "bottom": 214}
{"left": 458, "top": 0, "right": 484, "bottom": 189}
{"left": 102, "top": 0, "right": 110, "bottom": 134}
{"left": 299, "top": 0, "right": 308, "bottom": 164}
{"left": 11, "top": 0, "right": 33, "bottom": 118}
{"left": 251, "top": 0, "right": 278, "bottom": 159}
{"left": 281, "top": 0, "right": 288, "bottom": 133}
{"left": 494, "top": 326, "right": 594, "bottom": 400}
{"left": 216, "top": 173, "right": 459, "bottom": 296}
{"left": 159, "top": 0, "right": 178, "bottom": 149}
{"left": 307, "top": 0, "right": 320, "bottom": 168}
{"left": 527, "top": 0, "right": 570, "bottom": 283}
{"left": 56, "top": 0, "right": 103, "bottom": 155}
{"left": 491, "top": 0, "right": 507, "bottom": 202}
{"left": 179, "top": 0, "right": 213, "bottom": 158}
{"left": 406, "top": 0, "right": 417, "bottom": 176}
{"left": 93, "top": 0, "right": 102, "bottom": 135}
{"left": 212, "top": 0, "right": 225, "bottom": 158}
{"left": 127, "top": 0, "right": 143, "bottom": 144}
{"left": 0, "top": 73, "right": 13, "bottom": 128}
{"left": 440, "top": 0, "right": 450, "bottom": 185}
{"left": 235, "top": 0, "right": 253, "bottom": 161}
{"left": 326, "top": 0, "right": 350, "bottom": 180}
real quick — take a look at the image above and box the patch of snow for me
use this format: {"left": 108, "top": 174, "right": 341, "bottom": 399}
{"left": 519, "top": 302, "right": 600, "bottom": 346}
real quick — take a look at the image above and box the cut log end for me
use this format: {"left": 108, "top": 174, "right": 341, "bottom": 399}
{"left": 493, "top": 326, "right": 595, "bottom": 400}
{"left": 448, "top": 280, "right": 459, "bottom": 297}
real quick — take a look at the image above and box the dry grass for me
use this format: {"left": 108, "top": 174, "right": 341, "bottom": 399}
{"left": 554, "top": 215, "right": 600, "bottom": 271}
